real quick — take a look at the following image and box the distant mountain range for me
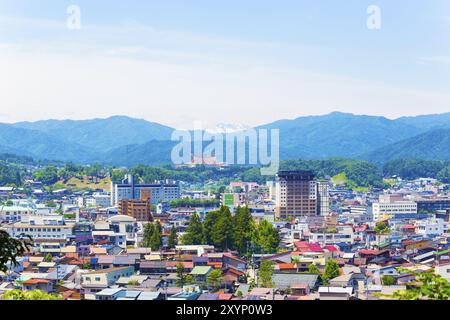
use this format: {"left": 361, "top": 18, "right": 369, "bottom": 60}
{"left": 1, "top": 112, "right": 449, "bottom": 166}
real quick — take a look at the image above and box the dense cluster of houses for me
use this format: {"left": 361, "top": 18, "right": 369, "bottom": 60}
{"left": 0, "top": 176, "right": 450, "bottom": 300}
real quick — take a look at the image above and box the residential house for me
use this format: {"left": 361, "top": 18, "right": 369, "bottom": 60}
{"left": 81, "top": 266, "right": 134, "bottom": 300}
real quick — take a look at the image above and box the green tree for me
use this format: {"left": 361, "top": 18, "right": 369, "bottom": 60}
{"left": 82, "top": 261, "right": 91, "bottom": 270}
{"left": 210, "top": 207, "right": 234, "bottom": 250}
{"left": 176, "top": 262, "right": 185, "bottom": 287}
{"left": 185, "top": 274, "right": 194, "bottom": 285}
{"left": 381, "top": 275, "right": 396, "bottom": 286}
{"left": 0, "top": 163, "right": 22, "bottom": 186}
{"left": 182, "top": 213, "right": 204, "bottom": 245}
{"left": 33, "top": 166, "right": 59, "bottom": 185}
{"left": 258, "top": 260, "right": 275, "bottom": 288}
{"left": 203, "top": 210, "right": 220, "bottom": 244}
{"left": 0, "top": 231, "right": 32, "bottom": 273}
{"left": 2, "top": 290, "right": 62, "bottom": 300}
{"left": 43, "top": 253, "right": 53, "bottom": 263}
{"left": 207, "top": 269, "right": 223, "bottom": 291}
{"left": 168, "top": 226, "right": 178, "bottom": 248}
{"left": 383, "top": 269, "right": 450, "bottom": 300}
{"left": 255, "top": 220, "right": 280, "bottom": 254}
{"left": 233, "top": 206, "right": 256, "bottom": 255}
{"left": 322, "top": 259, "right": 340, "bottom": 284}
{"left": 438, "top": 164, "right": 450, "bottom": 184}
{"left": 45, "top": 200, "right": 57, "bottom": 208}
{"left": 142, "top": 223, "right": 155, "bottom": 248}
{"left": 149, "top": 222, "right": 162, "bottom": 251}
{"left": 308, "top": 263, "right": 321, "bottom": 275}
{"left": 374, "top": 221, "right": 390, "bottom": 234}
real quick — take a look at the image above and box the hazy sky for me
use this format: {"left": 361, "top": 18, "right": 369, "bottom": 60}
{"left": 1, "top": 0, "right": 449, "bottom": 129}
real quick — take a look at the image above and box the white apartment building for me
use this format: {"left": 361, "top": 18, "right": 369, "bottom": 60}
{"left": 372, "top": 201, "right": 418, "bottom": 221}
{"left": 81, "top": 267, "right": 134, "bottom": 300}
{"left": 79, "top": 193, "right": 111, "bottom": 208}
{"left": 110, "top": 175, "right": 180, "bottom": 206}
{"left": 7, "top": 214, "right": 74, "bottom": 242}
{"left": 317, "top": 181, "right": 330, "bottom": 216}
{"left": 309, "top": 225, "right": 354, "bottom": 245}
{"left": 415, "top": 218, "right": 446, "bottom": 237}
{"left": 435, "top": 262, "right": 450, "bottom": 281}
{"left": 0, "top": 205, "right": 36, "bottom": 223}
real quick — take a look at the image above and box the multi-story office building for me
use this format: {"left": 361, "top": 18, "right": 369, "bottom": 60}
{"left": 275, "top": 171, "right": 321, "bottom": 219}
{"left": 317, "top": 181, "right": 330, "bottom": 216}
{"left": 7, "top": 214, "right": 74, "bottom": 243}
{"left": 118, "top": 190, "right": 153, "bottom": 222}
{"left": 415, "top": 198, "right": 450, "bottom": 213}
{"left": 110, "top": 174, "right": 180, "bottom": 206}
{"left": 372, "top": 201, "right": 418, "bottom": 221}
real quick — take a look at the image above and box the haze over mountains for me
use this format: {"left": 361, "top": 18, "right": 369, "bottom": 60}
{"left": 1, "top": 112, "right": 450, "bottom": 166}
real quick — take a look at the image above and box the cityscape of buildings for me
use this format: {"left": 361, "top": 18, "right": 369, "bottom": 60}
{"left": 1, "top": 164, "right": 450, "bottom": 301}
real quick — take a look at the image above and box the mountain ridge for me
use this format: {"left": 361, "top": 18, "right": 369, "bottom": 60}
{"left": 2, "top": 112, "right": 450, "bottom": 165}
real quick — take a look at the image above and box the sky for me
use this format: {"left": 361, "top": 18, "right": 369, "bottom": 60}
{"left": 0, "top": 0, "right": 449, "bottom": 129}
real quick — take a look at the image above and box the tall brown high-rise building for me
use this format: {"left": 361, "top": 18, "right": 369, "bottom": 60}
{"left": 118, "top": 190, "right": 153, "bottom": 222}
{"left": 275, "top": 171, "right": 318, "bottom": 219}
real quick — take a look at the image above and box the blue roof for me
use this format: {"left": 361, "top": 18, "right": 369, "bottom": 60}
{"left": 125, "top": 290, "right": 141, "bottom": 299}
{"left": 137, "top": 292, "right": 161, "bottom": 300}
{"left": 97, "top": 288, "right": 125, "bottom": 296}
{"left": 198, "top": 293, "right": 219, "bottom": 300}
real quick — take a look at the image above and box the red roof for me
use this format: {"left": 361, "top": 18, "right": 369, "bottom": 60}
{"left": 359, "top": 249, "right": 378, "bottom": 255}
{"left": 208, "top": 262, "right": 223, "bottom": 269}
{"left": 354, "top": 225, "right": 368, "bottom": 232}
{"left": 294, "top": 241, "right": 324, "bottom": 253}
{"left": 166, "top": 261, "right": 193, "bottom": 268}
{"left": 277, "top": 263, "right": 296, "bottom": 270}
{"left": 219, "top": 293, "right": 233, "bottom": 300}
{"left": 325, "top": 245, "right": 338, "bottom": 252}
{"left": 226, "top": 268, "right": 245, "bottom": 276}
{"left": 22, "top": 279, "right": 50, "bottom": 285}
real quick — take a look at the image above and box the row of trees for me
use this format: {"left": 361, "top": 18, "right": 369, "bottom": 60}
{"left": 33, "top": 163, "right": 109, "bottom": 186}
{"left": 142, "top": 221, "right": 179, "bottom": 250}
{"left": 383, "top": 159, "right": 450, "bottom": 182}
{"left": 182, "top": 206, "right": 280, "bottom": 255}
{"left": 8, "top": 158, "right": 450, "bottom": 190}
{"left": 0, "top": 162, "right": 22, "bottom": 186}
{"left": 2, "top": 290, "right": 62, "bottom": 300}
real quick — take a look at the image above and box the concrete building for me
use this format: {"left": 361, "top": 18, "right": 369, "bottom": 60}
{"left": 110, "top": 174, "right": 180, "bottom": 206}
{"left": 372, "top": 201, "right": 417, "bottom": 221}
{"left": 415, "top": 218, "right": 446, "bottom": 237}
{"left": 0, "top": 205, "right": 35, "bottom": 223}
{"left": 275, "top": 171, "right": 329, "bottom": 219}
{"left": 415, "top": 198, "right": 450, "bottom": 213}
{"left": 317, "top": 181, "right": 330, "bottom": 216}
{"left": 7, "top": 214, "right": 74, "bottom": 243}
{"left": 81, "top": 267, "right": 134, "bottom": 300}
{"left": 118, "top": 190, "right": 153, "bottom": 222}
{"left": 435, "top": 262, "right": 450, "bottom": 281}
